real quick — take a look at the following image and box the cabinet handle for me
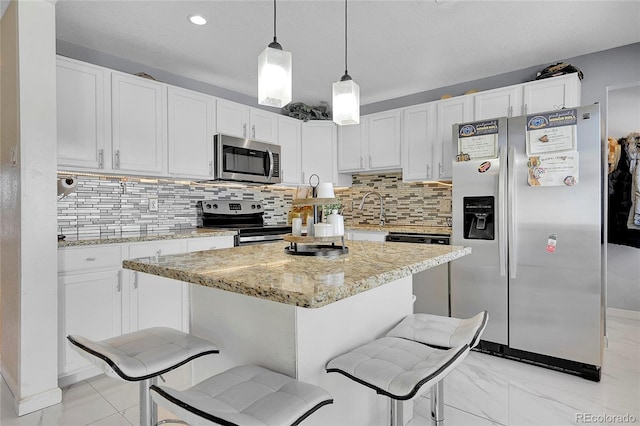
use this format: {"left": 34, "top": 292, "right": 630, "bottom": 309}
{"left": 523, "top": 104, "right": 527, "bottom": 115}
{"left": 360, "top": 156, "right": 364, "bottom": 168}
{"left": 508, "top": 106, "right": 513, "bottom": 117}
{"left": 369, "top": 155, "right": 372, "bottom": 168}
{"left": 133, "top": 271, "right": 138, "bottom": 290}
{"left": 252, "top": 125, "right": 256, "bottom": 139}
{"left": 426, "top": 164, "right": 431, "bottom": 179}
{"left": 438, "top": 162, "right": 443, "bottom": 178}
{"left": 114, "top": 150, "right": 120, "bottom": 169}
{"left": 85, "top": 257, "right": 96, "bottom": 262}
{"left": 301, "top": 171, "right": 305, "bottom": 183}
{"left": 98, "top": 149, "right": 104, "bottom": 169}
{"left": 243, "top": 123, "right": 247, "bottom": 137}
{"left": 116, "top": 271, "right": 122, "bottom": 292}
{"left": 209, "top": 160, "right": 213, "bottom": 175}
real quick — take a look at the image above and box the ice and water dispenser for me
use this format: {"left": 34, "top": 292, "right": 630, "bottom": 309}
{"left": 463, "top": 196, "right": 495, "bottom": 240}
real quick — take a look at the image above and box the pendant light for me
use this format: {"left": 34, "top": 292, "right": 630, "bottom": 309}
{"left": 258, "top": 0, "right": 292, "bottom": 108}
{"left": 332, "top": 0, "right": 360, "bottom": 126}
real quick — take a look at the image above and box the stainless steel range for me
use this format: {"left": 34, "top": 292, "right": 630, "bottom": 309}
{"left": 197, "top": 200, "right": 291, "bottom": 246}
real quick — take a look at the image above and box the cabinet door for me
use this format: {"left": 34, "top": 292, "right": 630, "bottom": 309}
{"left": 168, "top": 86, "right": 215, "bottom": 178}
{"left": 112, "top": 73, "right": 166, "bottom": 174}
{"left": 216, "top": 98, "right": 249, "bottom": 138}
{"left": 402, "top": 104, "right": 435, "bottom": 181}
{"left": 301, "top": 121, "right": 338, "bottom": 185}
{"left": 277, "top": 116, "right": 302, "bottom": 185}
{"left": 186, "top": 236, "right": 235, "bottom": 252}
{"left": 59, "top": 271, "right": 122, "bottom": 375}
{"left": 368, "top": 110, "right": 402, "bottom": 170}
{"left": 57, "top": 57, "right": 110, "bottom": 170}
{"left": 338, "top": 122, "right": 365, "bottom": 172}
{"left": 473, "top": 86, "right": 522, "bottom": 120}
{"left": 249, "top": 108, "right": 278, "bottom": 143}
{"left": 522, "top": 74, "right": 581, "bottom": 115}
{"left": 127, "top": 241, "right": 187, "bottom": 332}
{"left": 435, "top": 97, "right": 471, "bottom": 179}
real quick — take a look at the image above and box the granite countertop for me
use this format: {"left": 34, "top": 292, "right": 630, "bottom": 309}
{"left": 123, "top": 240, "right": 470, "bottom": 308}
{"left": 346, "top": 224, "right": 453, "bottom": 235}
{"left": 58, "top": 228, "right": 237, "bottom": 247}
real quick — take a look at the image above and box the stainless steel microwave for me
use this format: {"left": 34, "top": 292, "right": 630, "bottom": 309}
{"left": 214, "top": 134, "right": 281, "bottom": 184}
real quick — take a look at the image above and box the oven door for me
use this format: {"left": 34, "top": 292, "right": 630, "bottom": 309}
{"left": 214, "top": 134, "right": 281, "bottom": 184}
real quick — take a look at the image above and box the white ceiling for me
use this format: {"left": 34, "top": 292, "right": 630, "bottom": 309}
{"left": 55, "top": 0, "right": 640, "bottom": 107}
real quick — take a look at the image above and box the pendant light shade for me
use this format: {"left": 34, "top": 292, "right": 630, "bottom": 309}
{"left": 332, "top": 0, "right": 359, "bottom": 125}
{"left": 258, "top": 0, "right": 292, "bottom": 108}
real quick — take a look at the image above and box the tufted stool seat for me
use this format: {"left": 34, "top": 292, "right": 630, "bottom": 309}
{"left": 326, "top": 311, "right": 487, "bottom": 426}
{"left": 67, "top": 327, "right": 220, "bottom": 426}
{"left": 150, "top": 364, "right": 334, "bottom": 426}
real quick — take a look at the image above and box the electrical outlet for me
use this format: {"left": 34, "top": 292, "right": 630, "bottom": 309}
{"left": 149, "top": 196, "right": 158, "bottom": 212}
{"left": 440, "top": 199, "right": 452, "bottom": 213}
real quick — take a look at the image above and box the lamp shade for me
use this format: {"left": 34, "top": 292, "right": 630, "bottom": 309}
{"left": 258, "top": 45, "right": 292, "bottom": 108}
{"left": 332, "top": 77, "right": 360, "bottom": 126}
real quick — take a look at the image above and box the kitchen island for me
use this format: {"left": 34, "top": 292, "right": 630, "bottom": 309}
{"left": 123, "top": 240, "right": 470, "bottom": 425}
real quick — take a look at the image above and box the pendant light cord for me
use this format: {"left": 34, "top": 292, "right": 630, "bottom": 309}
{"left": 344, "top": 0, "right": 348, "bottom": 75}
{"left": 273, "top": 0, "right": 278, "bottom": 43}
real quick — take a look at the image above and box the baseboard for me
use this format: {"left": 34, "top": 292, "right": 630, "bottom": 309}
{"left": 2, "top": 366, "right": 61, "bottom": 416}
{"left": 607, "top": 307, "right": 640, "bottom": 320}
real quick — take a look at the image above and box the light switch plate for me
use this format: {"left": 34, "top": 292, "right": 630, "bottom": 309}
{"left": 440, "top": 199, "right": 452, "bottom": 213}
{"left": 149, "top": 195, "right": 158, "bottom": 211}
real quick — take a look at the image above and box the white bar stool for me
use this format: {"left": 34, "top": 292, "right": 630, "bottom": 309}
{"left": 150, "top": 364, "right": 333, "bottom": 425}
{"left": 326, "top": 311, "right": 488, "bottom": 426}
{"left": 67, "top": 327, "right": 220, "bottom": 426}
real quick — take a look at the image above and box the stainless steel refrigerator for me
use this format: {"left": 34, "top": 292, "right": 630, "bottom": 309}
{"left": 451, "top": 104, "right": 605, "bottom": 381}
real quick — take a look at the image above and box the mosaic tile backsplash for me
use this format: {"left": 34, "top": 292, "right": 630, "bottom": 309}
{"left": 57, "top": 173, "right": 451, "bottom": 235}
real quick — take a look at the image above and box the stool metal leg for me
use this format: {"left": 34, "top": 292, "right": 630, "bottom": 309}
{"left": 140, "top": 377, "right": 158, "bottom": 426}
{"left": 430, "top": 380, "right": 444, "bottom": 426}
{"left": 390, "top": 399, "right": 401, "bottom": 426}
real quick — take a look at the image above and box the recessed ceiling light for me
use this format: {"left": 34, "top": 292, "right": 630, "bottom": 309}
{"left": 188, "top": 15, "right": 207, "bottom": 25}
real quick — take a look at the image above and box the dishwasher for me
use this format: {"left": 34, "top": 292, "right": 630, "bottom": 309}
{"left": 385, "top": 232, "right": 451, "bottom": 316}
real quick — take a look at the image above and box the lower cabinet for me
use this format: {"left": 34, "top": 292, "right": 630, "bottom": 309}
{"left": 58, "top": 235, "right": 232, "bottom": 385}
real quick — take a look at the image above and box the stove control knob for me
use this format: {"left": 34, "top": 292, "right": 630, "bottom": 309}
{"left": 256, "top": 204, "right": 261, "bottom": 209}
{"left": 205, "top": 203, "right": 212, "bottom": 209}
{"left": 251, "top": 204, "right": 256, "bottom": 209}
{"left": 212, "top": 204, "right": 218, "bottom": 209}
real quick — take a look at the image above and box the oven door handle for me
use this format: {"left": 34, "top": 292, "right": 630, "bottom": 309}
{"left": 266, "top": 149, "right": 274, "bottom": 181}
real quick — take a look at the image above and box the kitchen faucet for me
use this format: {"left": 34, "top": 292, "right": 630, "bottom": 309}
{"left": 358, "top": 191, "right": 385, "bottom": 227}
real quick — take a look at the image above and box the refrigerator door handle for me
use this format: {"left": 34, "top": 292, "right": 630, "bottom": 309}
{"left": 508, "top": 146, "right": 517, "bottom": 279}
{"left": 498, "top": 147, "right": 507, "bottom": 277}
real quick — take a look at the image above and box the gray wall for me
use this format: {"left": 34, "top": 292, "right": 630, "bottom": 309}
{"left": 362, "top": 43, "right": 640, "bottom": 123}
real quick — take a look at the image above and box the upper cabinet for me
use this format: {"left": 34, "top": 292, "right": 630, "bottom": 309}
{"left": 111, "top": 72, "right": 167, "bottom": 175}
{"left": 522, "top": 73, "right": 581, "bottom": 115}
{"left": 473, "top": 86, "right": 522, "bottom": 120}
{"left": 435, "top": 96, "right": 472, "bottom": 180}
{"left": 301, "top": 121, "right": 339, "bottom": 186}
{"left": 167, "top": 86, "right": 216, "bottom": 179}
{"left": 337, "top": 110, "right": 402, "bottom": 173}
{"left": 277, "top": 115, "right": 302, "bottom": 185}
{"left": 57, "top": 57, "right": 111, "bottom": 171}
{"left": 402, "top": 103, "right": 435, "bottom": 182}
{"left": 216, "top": 98, "right": 278, "bottom": 143}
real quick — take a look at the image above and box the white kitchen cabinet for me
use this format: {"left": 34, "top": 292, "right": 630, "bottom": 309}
{"left": 59, "top": 271, "right": 123, "bottom": 378}
{"left": 167, "top": 86, "right": 216, "bottom": 178}
{"left": 435, "top": 96, "right": 472, "bottom": 180}
{"left": 337, "top": 122, "right": 366, "bottom": 172}
{"left": 58, "top": 245, "right": 123, "bottom": 383}
{"left": 56, "top": 57, "right": 111, "bottom": 171}
{"left": 301, "top": 121, "right": 349, "bottom": 187}
{"left": 186, "top": 235, "right": 235, "bottom": 252}
{"left": 402, "top": 103, "right": 436, "bottom": 182}
{"left": 127, "top": 240, "right": 187, "bottom": 333}
{"left": 338, "top": 110, "right": 402, "bottom": 173}
{"left": 111, "top": 72, "right": 167, "bottom": 175}
{"left": 473, "top": 86, "right": 522, "bottom": 120}
{"left": 277, "top": 115, "right": 303, "bottom": 185}
{"left": 216, "top": 98, "right": 278, "bottom": 143}
{"left": 522, "top": 73, "right": 581, "bottom": 115}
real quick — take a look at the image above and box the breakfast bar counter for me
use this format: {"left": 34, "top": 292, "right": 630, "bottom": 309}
{"left": 122, "top": 240, "right": 471, "bottom": 425}
{"left": 122, "top": 240, "right": 470, "bottom": 308}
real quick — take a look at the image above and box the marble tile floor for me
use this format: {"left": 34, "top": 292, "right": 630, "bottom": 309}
{"left": 1, "top": 314, "right": 638, "bottom": 426}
